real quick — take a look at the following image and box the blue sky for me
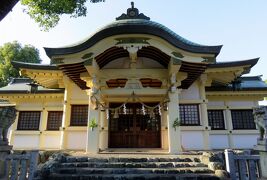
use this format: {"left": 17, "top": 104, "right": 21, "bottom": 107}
{"left": 1, "top": 0, "right": 267, "bottom": 80}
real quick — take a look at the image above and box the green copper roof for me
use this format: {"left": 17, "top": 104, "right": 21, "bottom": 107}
{"left": 12, "top": 61, "right": 59, "bottom": 70}
{"left": 208, "top": 58, "right": 259, "bottom": 68}
{"left": 0, "top": 78, "right": 64, "bottom": 94}
{"left": 44, "top": 5, "right": 222, "bottom": 58}
{"left": 207, "top": 76, "right": 267, "bottom": 91}
{"left": 99, "top": 19, "right": 205, "bottom": 47}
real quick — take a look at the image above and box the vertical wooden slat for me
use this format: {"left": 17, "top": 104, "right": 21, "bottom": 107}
{"left": 4, "top": 159, "right": 10, "bottom": 179}
{"left": 248, "top": 160, "right": 257, "bottom": 180}
{"left": 10, "top": 159, "right": 19, "bottom": 180}
{"left": 225, "top": 149, "right": 237, "bottom": 180}
{"left": 28, "top": 151, "right": 39, "bottom": 180}
{"left": 18, "top": 159, "right": 27, "bottom": 180}
{"left": 238, "top": 159, "right": 247, "bottom": 180}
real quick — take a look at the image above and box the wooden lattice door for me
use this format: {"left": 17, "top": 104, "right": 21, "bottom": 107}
{"left": 109, "top": 103, "right": 161, "bottom": 148}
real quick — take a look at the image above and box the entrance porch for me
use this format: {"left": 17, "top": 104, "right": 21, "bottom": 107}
{"left": 84, "top": 87, "right": 182, "bottom": 154}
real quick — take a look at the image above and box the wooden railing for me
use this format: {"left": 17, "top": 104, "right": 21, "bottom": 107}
{"left": 2, "top": 150, "right": 38, "bottom": 180}
{"left": 225, "top": 149, "right": 261, "bottom": 180}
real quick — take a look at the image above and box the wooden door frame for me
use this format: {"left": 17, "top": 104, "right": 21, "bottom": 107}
{"left": 108, "top": 102, "right": 161, "bottom": 148}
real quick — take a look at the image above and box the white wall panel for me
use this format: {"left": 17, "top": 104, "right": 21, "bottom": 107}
{"left": 208, "top": 101, "right": 224, "bottom": 107}
{"left": 209, "top": 135, "right": 229, "bottom": 149}
{"left": 66, "top": 132, "right": 87, "bottom": 150}
{"left": 13, "top": 135, "right": 39, "bottom": 149}
{"left": 181, "top": 131, "right": 204, "bottom": 150}
{"left": 228, "top": 101, "right": 255, "bottom": 107}
{"left": 44, "top": 135, "right": 61, "bottom": 149}
{"left": 71, "top": 84, "right": 88, "bottom": 100}
{"left": 232, "top": 135, "right": 258, "bottom": 149}
{"left": 180, "top": 82, "right": 200, "bottom": 100}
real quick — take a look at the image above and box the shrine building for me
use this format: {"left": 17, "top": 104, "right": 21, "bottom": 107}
{"left": 1, "top": 3, "right": 267, "bottom": 154}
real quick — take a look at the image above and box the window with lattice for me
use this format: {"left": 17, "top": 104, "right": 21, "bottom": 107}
{"left": 208, "top": 110, "right": 225, "bottom": 130}
{"left": 47, "top": 111, "right": 63, "bottom": 130}
{"left": 70, "top": 105, "right": 88, "bottom": 126}
{"left": 17, "top": 111, "right": 41, "bottom": 130}
{"left": 231, "top": 110, "right": 256, "bottom": 129}
{"left": 179, "top": 104, "right": 200, "bottom": 126}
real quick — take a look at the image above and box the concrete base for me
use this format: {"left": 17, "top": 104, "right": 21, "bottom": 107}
{"left": 255, "top": 138, "right": 267, "bottom": 151}
{"left": 86, "top": 128, "right": 99, "bottom": 154}
{"left": 0, "top": 145, "right": 12, "bottom": 178}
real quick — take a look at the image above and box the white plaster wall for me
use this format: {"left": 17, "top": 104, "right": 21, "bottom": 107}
{"left": 44, "top": 135, "right": 61, "bottom": 149}
{"left": 71, "top": 84, "right": 88, "bottom": 101}
{"left": 232, "top": 135, "right": 258, "bottom": 149}
{"left": 17, "top": 103, "right": 43, "bottom": 110}
{"left": 13, "top": 135, "right": 39, "bottom": 149}
{"left": 181, "top": 131, "right": 204, "bottom": 150}
{"left": 209, "top": 135, "right": 229, "bottom": 149}
{"left": 208, "top": 101, "right": 225, "bottom": 107}
{"left": 228, "top": 101, "right": 255, "bottom": 107}
{"left": 46, "top": 101, "right": 63, "bottom": 107}
{"left": 66, "top": 132, "right": 87, "bottom": 150}
{"left": 180, "top": 82, "right": 200, "bottom": 100}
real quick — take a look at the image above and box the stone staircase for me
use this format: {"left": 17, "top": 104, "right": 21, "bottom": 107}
{"left": 34, "top": 154, "right": 222, "bottom": 180}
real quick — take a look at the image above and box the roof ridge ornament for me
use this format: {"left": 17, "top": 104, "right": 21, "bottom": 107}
{"left": 116, "top": 2, "right": 150, "bottom": 21}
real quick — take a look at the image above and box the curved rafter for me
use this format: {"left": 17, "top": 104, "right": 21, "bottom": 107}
{"left": 95, "top": 46, "right": 171, "bottom": 68}
{"left": 58, "top": 63, "right": 88, "bottom": 89}
{"left": 179, "top": 61, "right": 208, "bottom": 89}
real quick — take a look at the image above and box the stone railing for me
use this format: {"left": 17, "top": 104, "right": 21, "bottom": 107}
{"left": 1, "top": 151, "right": 39, "bottom": 180}
{"left": 225, "top": 149, "right": 261, "bottom": 180}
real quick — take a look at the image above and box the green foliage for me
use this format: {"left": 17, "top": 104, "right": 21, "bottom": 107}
{"left": 0, "top": 41, "right": 41, "bottom": 87}
{"left": 21, "top": 0, "right": 105, "bottom": 31}
{"left": 89, "top": 118, "right": 98, "bottom": 130}
{"left": 172, "top": 117, "right": 181, "bottom": 131}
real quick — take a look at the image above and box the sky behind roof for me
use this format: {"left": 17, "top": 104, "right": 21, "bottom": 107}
{"left": 1, "top": 0, "right": 267, "bottom": 80}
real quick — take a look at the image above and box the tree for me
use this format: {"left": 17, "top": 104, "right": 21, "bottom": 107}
{"left": 0, "top": 41, "right": 41, "bottom": 87}
{"left": 21, "top": 0, "right": 105, "bottom": 31}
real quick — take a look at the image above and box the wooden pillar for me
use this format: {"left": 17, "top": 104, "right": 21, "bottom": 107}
{"left": 86, "top": 90, "right": 100, "bottom": 153}
{"left": 167, "top": 89, "right": 182, "bottom": 154}
{"left": 225, "top": 101, "right": 234, "bottom": 148}
{"left": 39, "top": 107, "right": 48, "bottom": 149}
{"left": 60, "top": 78, "right": 72, "bottom": 150}
{"left": 199, "top": 75, "right": 210, "bottom": 150}
{"left": 99, "top": 110, "right": 106, "bottom": 150}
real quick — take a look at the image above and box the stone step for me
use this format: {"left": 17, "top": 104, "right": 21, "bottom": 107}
{"left": 59, "top": 162, "right": 207, "bottom": 169}
{"left": 57, "top": 167, "right": 213, "bottom": 175}
{"left": 65, "top": 157, "right": 198, "bottom": 163}
{"left": 48, "top": 173, "right": 220, "bottom": 180}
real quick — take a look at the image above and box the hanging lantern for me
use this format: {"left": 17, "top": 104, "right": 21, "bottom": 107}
{"left": 142, "top": 104, "right": 146, "bottom": 115}
{"left": 163, "top": 102, "right": 168, "bottom": 111}
{"left": 113, "top": 109, "right": 119, "bottom": 119}
{"left": 123, "top": 104, "right": 127, "bottom": 115}
{"left": 158, "top": 104, "right": 162, "bottom": 116}
{"left": 149, "top": 108, "right": 155, "bottom": 119}
{"left": 106, "top": 109, "right": 109, "bottom": 120}
{"left": 100, "top": 104, "right": 105, "bottom": 111}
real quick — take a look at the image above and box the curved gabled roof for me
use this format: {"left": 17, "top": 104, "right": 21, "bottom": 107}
{"left": 12, "top": 61, "right": 59, "bottom": 70}
{"left": 207, "top": 58, "right": 259, "bottom": 69}
{"left": 44, "top": 5, "right": 222, "bottom": 58}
